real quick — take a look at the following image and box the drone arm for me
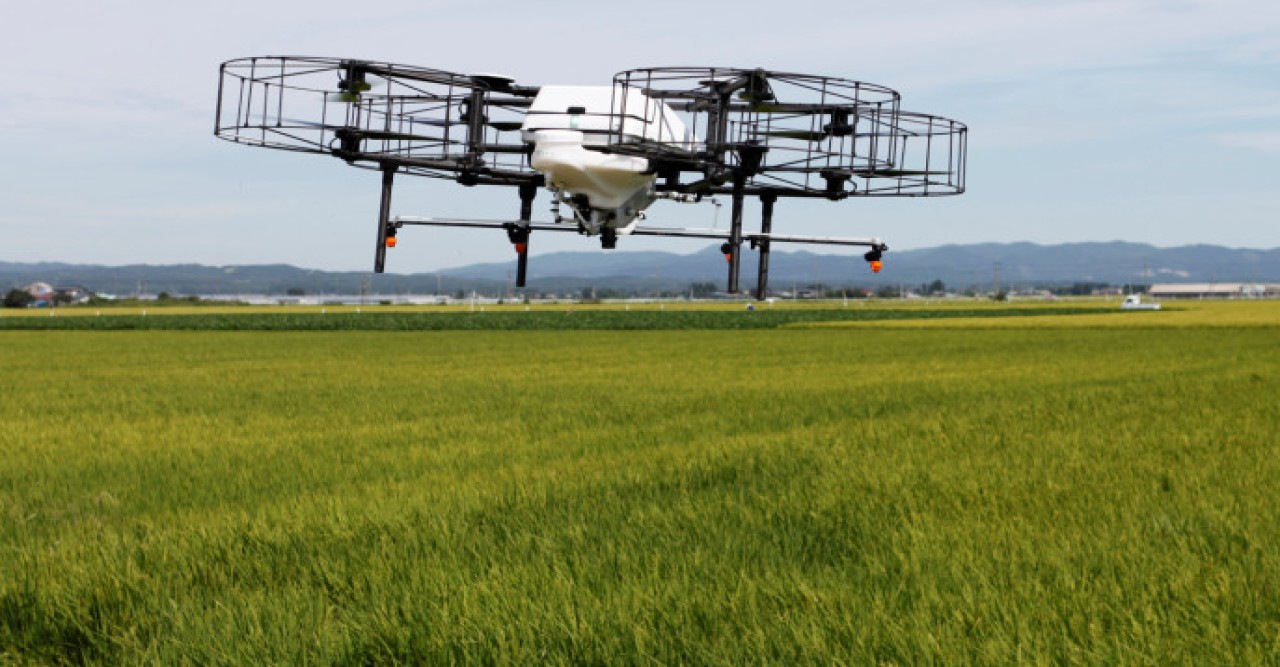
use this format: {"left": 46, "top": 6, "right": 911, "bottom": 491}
{"left": 755, "top": 192, "right": 776, "bottom": 301}
{"left": 726, "top": 172, "right": 746, "bottom": 293}
{"left": 392, "top": 216, "right": 885, "bottom": 248}
{"left": 391, "top": 213, "right": 887, "bottom": 297}
{"left": 512, "top": 183, "right": 537, "bottom": 288}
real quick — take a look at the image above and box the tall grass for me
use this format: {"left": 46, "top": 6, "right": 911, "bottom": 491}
{"left": 2, "top": 321, "right": 1279, "bottom": 662}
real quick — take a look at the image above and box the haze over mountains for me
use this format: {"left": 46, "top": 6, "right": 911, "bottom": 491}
{"left": 5, "top": 242, "right": 1278, "bottom": 296}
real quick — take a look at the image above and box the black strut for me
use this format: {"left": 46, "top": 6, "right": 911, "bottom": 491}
{"left": 373, "top": 164, "right": 395, "bottom": 273}
{"left": 509, "top": 182, "right": 537, "bottom": 288}
{"left": 755, "top": 191, "right": 776, "bottom": 300}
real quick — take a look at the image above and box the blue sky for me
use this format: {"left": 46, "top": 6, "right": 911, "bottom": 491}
{"left": 2, "top": 0, "right": 1277, "bottom": 271}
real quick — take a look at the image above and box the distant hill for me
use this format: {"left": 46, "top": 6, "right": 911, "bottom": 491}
{"left": 437, "top": 242, "right": 1280, "bottom": 293}
{"left": 4, "top": 242, "right": 1278, "bottom": 296}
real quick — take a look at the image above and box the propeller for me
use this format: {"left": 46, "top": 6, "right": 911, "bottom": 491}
{"left": 681, "top": 169, "right": 729, "bottom": 194}
{"left": 408, "top": 117, "right": 524, "bottom": 132}
{"left": 760, "top": 129, "right": 829, "bottom": 142}
{"left": 356, "top": 115, "right": 523, "bottom": 132}
{"left": 327, "top": 79, "right": 376, "bottom": 103}
{"left": 327, "top": 66, "right": 381, "bottom": 103}
{"left": 257, "top": 118, "right": 434, "bottom": 142}
{"left": 757, "top": 110, "right": 854, "bottom": 142}
{"left": 853, "top": 168, "right": 953, "bottom": 177}
{"left": 746, "top": 102, "right": 789, "bottom": 113}
{"left": 334, "top": 128, "right": 437, "bottom": 143}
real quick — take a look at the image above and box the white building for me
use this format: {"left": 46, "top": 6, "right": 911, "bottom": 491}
{"left": 1149, "top": 283, "right": 1279, "bottom": 299}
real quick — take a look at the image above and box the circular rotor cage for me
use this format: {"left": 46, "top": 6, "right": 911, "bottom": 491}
{"left": 215, "top": 58, "right": 965, "bottom": 197}
{"left": 608, "top": 67, "right": 965, "bottom": 198}
{"left": 215, "top": 56, "right": 541, "bottom": 185}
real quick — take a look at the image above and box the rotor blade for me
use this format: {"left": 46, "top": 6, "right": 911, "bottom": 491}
{"left": 249, "top": 116, "right": 329, "bottom": 129}
{"left": 400, "top": 118, "right": 523, "bottom": 131}
{"left": 362, "top": 129, "right": 441, "bottom": 142}
{"left": 679, "top": 173, "right": 730, "bottom": 193}
{"left": 402, "top": 117, "right": 451, "bottom": 128}
{"left": 273, "top": 120, "right": 439, "bottom": 143}
{"left": 748, "top": 102, "right": 790, "bottom": 113}
{"left": 339, "top": 117, "right": 523, "bottom": 132}
{"left": 336, "top": 128, "right": 439, "bottom": 142}
{"left": 760, "top": 129, "right": 829, "bottom": 142}
{"left": 854, "top": 169, "right": 952, "bottom": 177}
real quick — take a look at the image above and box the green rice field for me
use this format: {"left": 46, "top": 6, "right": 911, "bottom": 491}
{"left": 2, "top": 301, "right": 1279, "bottom": 663}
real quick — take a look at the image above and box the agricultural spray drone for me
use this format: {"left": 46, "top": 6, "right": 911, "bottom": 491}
{"left": 215, "top": 58, "right": 966, "bottom": 298}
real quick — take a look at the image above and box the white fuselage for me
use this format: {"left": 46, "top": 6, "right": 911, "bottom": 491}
{"left": 521, "top": 86, "right": 693, "bottom": 231}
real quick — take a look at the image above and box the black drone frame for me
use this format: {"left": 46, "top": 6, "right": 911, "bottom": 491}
{"left": 215, "top": 57, "right": 966, "bottom": 299}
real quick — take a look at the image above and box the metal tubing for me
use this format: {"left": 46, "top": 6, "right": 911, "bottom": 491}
{"left": 465, "top": 88, "right": 485, "bottom": 158}
{"left": 755, "top": 192, "right": 776, "bottom": 300}
{"left": 515, "top": 184, "right": 536, "bottom": 288}
{"left": 391, "top": 216, "right": 884, "bottom": 247}
{"left": 519, "top": 183, "right": 536, "bottom": 221}
{"left": 214, "top": 63, "right": 226, "bottom": 133}
{"left": 515, "top": 242, "right": 529, "bottom": 287}
{"left": 515, "top": 244, "right": 529, "bottom": 287}
{"left": 373, "top": 166, "right": 394, "bottom": 273}
{"left": 727, "top": 172, "right": 745, "bottom": 293}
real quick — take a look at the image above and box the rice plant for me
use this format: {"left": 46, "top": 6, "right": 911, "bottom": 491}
{"left": 2, "top": 304, "right": 1278, "bottom": 663}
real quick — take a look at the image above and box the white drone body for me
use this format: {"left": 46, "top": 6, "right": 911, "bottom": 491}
{"left": 522, "top": 86, "right": 692, "bottom": 234}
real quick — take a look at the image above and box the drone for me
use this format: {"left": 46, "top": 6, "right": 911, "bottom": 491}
{"left": 215, "top": 57, "right": 966, "bottom": 298}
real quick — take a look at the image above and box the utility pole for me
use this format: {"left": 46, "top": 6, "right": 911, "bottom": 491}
{"left": 992, "top": 262, "right": 1002, "bottom": 298}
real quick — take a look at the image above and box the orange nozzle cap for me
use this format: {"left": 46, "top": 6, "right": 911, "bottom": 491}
{"left": 870, "top": 260, "right": 883, "bottom": 273}
{"left": 724, "top": 253, "right": 733, "bottom": 263}
{"left": 385, "top": 237, "right": 397, "bottom": 248}
{"left": 514, "top": 243, "right": 527, "bottom": 254}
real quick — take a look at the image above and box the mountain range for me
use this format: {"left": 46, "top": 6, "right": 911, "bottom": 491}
{"left": 4, "top": 242, "right": 1278, "bottom": 297}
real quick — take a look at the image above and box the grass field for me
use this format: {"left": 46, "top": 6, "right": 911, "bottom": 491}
{"left": 0, "top": 303, "right": 1112, "bottom": 331}
{"left": 2, "top": 301, "right": 1279, "bottom": 663}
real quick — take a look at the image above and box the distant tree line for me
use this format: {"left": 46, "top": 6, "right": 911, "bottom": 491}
{"left": 3, "top": 289, "right": 33, "bottom": 308}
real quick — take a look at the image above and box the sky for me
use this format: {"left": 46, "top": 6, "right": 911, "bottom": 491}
{"left": 2, "top": 0, "right": 1278, "bottom": 272}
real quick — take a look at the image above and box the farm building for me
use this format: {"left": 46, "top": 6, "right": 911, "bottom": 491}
{"left": 1149, "top": 283, "right": 1280, "bottom": 299}
{"left": 54, "top": 286, "right": 96, "bottom": 305}
{"left": 23, "top": 282, "right": 55, "bottom": 300}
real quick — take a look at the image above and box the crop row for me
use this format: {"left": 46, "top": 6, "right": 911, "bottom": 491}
{"left": 3, "top": 326, "right": 1278, "bottom": 661}
{"left": 0, "top": 306, "right": 1109, "bottom": 331}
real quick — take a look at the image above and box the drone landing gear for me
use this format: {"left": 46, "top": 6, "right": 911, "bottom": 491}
{"left": 754, "top": 192, "right": 777, "bottom": 300}
{"left": 504, "top": 223, "right": 531, "bottom": 287}
{"left": 373, "top": 165, "right": 396, "bottom": 274}
{"left": 504, "top": 183, "right": 538, "bottom": 288}
{"left": 725, "top": 173, "right": 746, "bottom": 294}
